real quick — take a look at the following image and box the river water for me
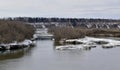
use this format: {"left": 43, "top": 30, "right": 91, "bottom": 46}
{"left": 0, "top": 40, "right": 120, "bottom": 70}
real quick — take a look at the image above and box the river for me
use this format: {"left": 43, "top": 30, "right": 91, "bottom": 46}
{"left": 0, "top": 40, "right": 120, "bottom": 70}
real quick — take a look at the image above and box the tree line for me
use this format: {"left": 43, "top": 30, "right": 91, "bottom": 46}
{"left": 1, "top": 17, "right": 120, "bottom": 23}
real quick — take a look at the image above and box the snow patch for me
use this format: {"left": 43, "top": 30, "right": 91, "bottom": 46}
{"left": 56, "top": 37, "right": 120, "bottom": 50}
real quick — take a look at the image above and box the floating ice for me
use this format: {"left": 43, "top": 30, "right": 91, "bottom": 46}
{"left": 56, "top": 45, "right": 83, "bottom": 50}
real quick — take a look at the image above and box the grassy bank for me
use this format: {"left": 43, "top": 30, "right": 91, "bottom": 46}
{"left": 0, "top": 20, "right": 35, "bottom": 43}
{"left": 49, "top": 27, "right": 120, "bottom": 45}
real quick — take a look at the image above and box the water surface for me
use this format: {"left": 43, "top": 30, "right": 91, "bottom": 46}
{"left": 0, "top": 40, "right": 120, "bottom": 70}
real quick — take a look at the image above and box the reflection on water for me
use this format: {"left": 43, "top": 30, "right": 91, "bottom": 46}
{"left": 0, "top": 50, "right": 24, "bottom": 60}
{"left": 0, "top": 47, "right": 34, "bottom": 60}
{"left": 0, "top": 39, "right": 120, "bottom": 70}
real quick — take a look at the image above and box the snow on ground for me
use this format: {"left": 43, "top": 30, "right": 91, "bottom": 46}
{"left": 18, "top": 40, "right": 33, "bottom": 45}
{"left": 1, "top": 40, "right": 33, "bottom": 46}
{"left": 56, "top": 37, "right": 120, "bottom": 50}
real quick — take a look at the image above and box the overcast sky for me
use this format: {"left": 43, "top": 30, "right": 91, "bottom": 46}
{"left": 0, "top": 0, "right": 120, "bottom": 19}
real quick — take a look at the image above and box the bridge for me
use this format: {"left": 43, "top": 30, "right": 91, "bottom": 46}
{"left": 33, "top": 23, "right": 54, "bottom": 40}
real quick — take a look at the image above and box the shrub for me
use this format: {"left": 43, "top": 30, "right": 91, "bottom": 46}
{"left": 49, "top": 27, "right": 120, "bottom": 44}
{"left": 0, "top": 20, "right": 35, "bottom": 43}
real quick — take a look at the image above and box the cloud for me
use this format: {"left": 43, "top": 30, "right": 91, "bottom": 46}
{"left": 0, "top": 0, "right": 120, "bottom": 19}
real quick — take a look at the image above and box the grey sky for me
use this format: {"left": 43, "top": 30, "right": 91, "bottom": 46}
{"left": 0, "top": 0, "right": 120, "bottom": 19}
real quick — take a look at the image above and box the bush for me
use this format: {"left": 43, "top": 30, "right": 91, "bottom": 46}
{"left": 0, "top": 20, "right": 35, "bottom": 43}
{"left": 49, "top": 27, "right": 120, "bottom": 43}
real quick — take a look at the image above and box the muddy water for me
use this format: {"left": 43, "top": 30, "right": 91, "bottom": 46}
{"left": 0, "top": 40, "right": 120, "bottom": 70}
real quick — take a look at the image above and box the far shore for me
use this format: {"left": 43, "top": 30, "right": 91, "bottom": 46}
{"left": 48, "top": 27, "right": 120, "bottom": 45}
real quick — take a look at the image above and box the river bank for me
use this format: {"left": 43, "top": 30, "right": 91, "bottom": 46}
{"left": 0, "top": 20, "right": 35, "bottom": 51}
{"left": 49, "top": 27, "right": 120, "bottom": 45}
{"left": 0, "top": 40, "right": 35, "bottom": 50}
